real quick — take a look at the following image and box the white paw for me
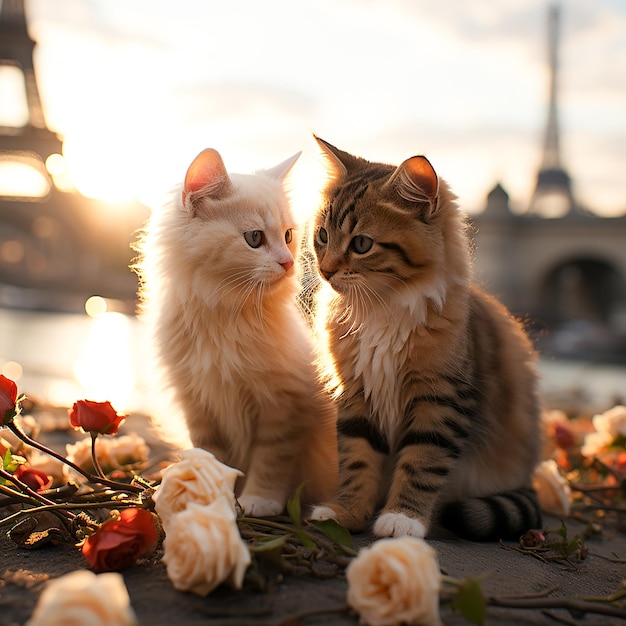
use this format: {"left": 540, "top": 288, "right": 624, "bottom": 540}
{"left": 239, "top": 495, "right": 283, "bottom": 517}
{"left": 373, "top": 512, "right": 427, "bottom": 538}
{"left": 309, "top": 505, "right": 338, "bottom": 522}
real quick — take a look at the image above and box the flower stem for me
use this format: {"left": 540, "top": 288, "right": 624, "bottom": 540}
{"left": 0, "top": 499, "right": 145, "bottom": 530}
{"left": 90, "top": 433, "right": 107, "bottom": 480}
{"left": 0, "top": 482, "right": 40, "bottom": 505}
{"left": 0, "top": 467, "right": 76, "bottom": 519}
{"left": 7, "top": 421, "right": 142, "bottom": 493}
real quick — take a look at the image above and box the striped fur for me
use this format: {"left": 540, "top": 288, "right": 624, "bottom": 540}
{"left": 308, "top": 138, "right": 542, "bottom": 541}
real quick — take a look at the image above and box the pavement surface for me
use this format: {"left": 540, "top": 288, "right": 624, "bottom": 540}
{"left": 1, "top": 412, "right": 625, "bottom": 626}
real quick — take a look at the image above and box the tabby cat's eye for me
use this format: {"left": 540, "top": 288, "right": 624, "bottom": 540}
{"left": 244, "top": 230, "right": 264, "bottom": 248}
{"left": 317, "top": 227, "right": 328, "bottom": 245}
{"left": 285, "top": 229, "right": 293, "bottom": 244}
{"left": 351, "top": 235, "right": 373, "bottom": 254}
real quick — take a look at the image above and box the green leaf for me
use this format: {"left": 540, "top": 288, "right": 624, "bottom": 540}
{"left": 250, "top": 534, "right": 288, "bottom": 553}
{"left": 452, "top": 578, "right": 487, "bottom": 626}
{"left": 3, "top": 450, "right": 25, "bottom": 473}
{"left": 565, "top": 538, "right": 581, "bottom": 556}
{"left": 295, "top": 527, "right": 317, "bottom": 550}
{"left": 287, "top": 483, "right": 305, "bottom": 527}
{"left": 309, "top": 518, "right": 353, "bottom": 550}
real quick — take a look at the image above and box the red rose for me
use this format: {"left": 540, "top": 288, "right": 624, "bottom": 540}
{"left": 553, "top": 423, "right": 576, "bottom": 450}
{"left": 81, "top": 508, "right": 158, "bottom": 573}
{"left": 0, "top": 374, "right": 18, "bottom": 425}
{"left": 14, "top": 464, "right": 52, "bottom": 492}
{"left": 69, "top": 400, "right": 126, "bottom": 435}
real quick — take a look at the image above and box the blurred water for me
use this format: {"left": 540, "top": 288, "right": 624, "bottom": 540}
{"left": 0, "top": 305, "right": 151, "bottom": 413}
{"left": 0, "top": 306, "right": 624, "bottom": 414}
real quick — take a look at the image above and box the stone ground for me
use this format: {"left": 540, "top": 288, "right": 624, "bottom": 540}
{"left": 1, "top": 412, "right": 625, "bottom": 626}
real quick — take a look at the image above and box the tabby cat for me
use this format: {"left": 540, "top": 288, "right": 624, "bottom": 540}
{"left": 308, "top": 137, "right": 542, "bottom": 540}
{"left": 136, "top": 148, "right": 338, "bottom": 517}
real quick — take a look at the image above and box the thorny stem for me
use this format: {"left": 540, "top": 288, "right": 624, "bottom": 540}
{"left": 0, "top": 482, "right": 40, "bottom": 505}
{"left": 487, "top": 595, "right": 626, "bottom": 619}
{"left": 0, "top": 498, "right": 145, "bottom": 530}
{"left": 8, "top": 421, "right": 143, "bottom": 493}
{"left": 570, "top": 482, "right": 622, "bottom": 493}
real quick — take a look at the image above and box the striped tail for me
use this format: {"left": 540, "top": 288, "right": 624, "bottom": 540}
{"left": 438, "top": 487, "right": 542, "bottom": 541}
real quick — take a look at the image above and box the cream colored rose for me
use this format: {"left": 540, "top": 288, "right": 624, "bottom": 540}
{"left": 532, "top": 459, "right": 572, "bottom": 516}
{"left": 346, "top": 537, "right": 442, "bottom": 626}
{"left": 25, "top": 570, "right": 137, "bottom": 626}
{"left": 153, "top": 447, "right": 242, "bottom": 528}
{"left": 66, "top": 433, "right": 149, "bottom": 474}
{"left": 581, "top": 430, "right": 614, "bottom": 458}
{"left": 161, "top": 497, "right": 251, "bottom": 596}
{"left": 592, "top": 405, "right": 626, "bottom": 441}
{"left": 29, "top": 449, "right": 69, "bottom": 486}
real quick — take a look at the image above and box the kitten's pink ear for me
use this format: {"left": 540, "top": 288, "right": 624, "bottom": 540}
{"left": 262, "top": 151, "right": 301, "bottom": 181}
{"left": 387, "top": 155, "right": 439, "bottom": 214}
{"left": 182, "top": 148, "right": 232, "bottom": 205}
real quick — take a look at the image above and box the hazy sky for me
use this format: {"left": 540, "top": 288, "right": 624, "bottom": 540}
{"left": 23, "top": 0, "right": 626, "bottom": 217}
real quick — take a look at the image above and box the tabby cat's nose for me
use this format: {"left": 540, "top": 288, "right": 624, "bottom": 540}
{"left": 321, "top": 268, "right": 336, "bottom": 281}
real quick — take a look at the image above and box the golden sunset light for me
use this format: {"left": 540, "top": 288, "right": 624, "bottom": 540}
{"left": 21, "top": 0, "right": 625, "bottom": 217}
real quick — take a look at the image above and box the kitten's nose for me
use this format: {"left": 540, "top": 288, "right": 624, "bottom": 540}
{"left": 281, "top": 259, "right": 294, "bottom": 272}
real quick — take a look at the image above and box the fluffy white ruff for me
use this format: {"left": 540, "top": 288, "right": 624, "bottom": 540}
{"left": 373, "top": 512, "right": 427, "bottom": 538}
{"left": 239, "top": 496, "right": 284, "bottom": 518}
{"left": 308, "top": 505, "right": 338, "bottom": 522}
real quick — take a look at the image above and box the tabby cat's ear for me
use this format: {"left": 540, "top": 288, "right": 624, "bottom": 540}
{"left": 314, "top": 135, "right": 366, "bottom": 180}
{"left": 182, "top": 148, "right": 232, "bottom": 206}
{"left": 386, "top": 155, "right": 439, "bottom": 217}
{"left": 262, "top": 151, "right": 302, "bottom": 181}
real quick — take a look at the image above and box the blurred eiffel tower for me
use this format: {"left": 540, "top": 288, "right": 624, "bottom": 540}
{"left": 528, "top": 4, "right": 578, "bottom": 217}
{"left": 0, "top": 0, "right": 147, "bottom": 311}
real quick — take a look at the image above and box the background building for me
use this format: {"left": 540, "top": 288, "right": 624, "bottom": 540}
{"left": 472, "top": 6, "right": 626, "bottom": 362}
{"left": 0, "top": 0, "right": 147, "bottom": 312}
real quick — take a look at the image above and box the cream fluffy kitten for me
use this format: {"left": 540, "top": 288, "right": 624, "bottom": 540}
{"left": 136, "top": 148, "right": 338, "bottom": 517}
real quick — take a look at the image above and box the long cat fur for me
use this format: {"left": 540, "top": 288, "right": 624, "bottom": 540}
{"left": 308, "top": 137, "right": 542, "bottom": 540}
{"left": 135, "top": 148, "right": 338, "bottom": 517}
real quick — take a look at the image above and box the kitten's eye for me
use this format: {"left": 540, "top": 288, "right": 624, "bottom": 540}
{"left": 285, "top": 229, "right": 293, "bottom": 244}
{"left": 350, "top": 235, "right": 374, "bottom": 254}
{"left": 244, "top": 230, "right": 264, "bottom": 248}
{"left": 316, "top": 227, "right": 328, "bottom": 245}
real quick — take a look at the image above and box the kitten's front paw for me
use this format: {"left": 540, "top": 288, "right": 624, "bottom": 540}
{"left": 374, "top": 512, "right": 427, "bottom": 538}
{"left": 239, "top": 496, "right": 284, "bottom": 518}
{"left": 309, "top": 505, "right": 338, "bottom": 522}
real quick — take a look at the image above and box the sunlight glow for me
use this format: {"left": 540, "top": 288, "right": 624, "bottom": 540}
{"left": 72, "top": 312, "right": 136, "bottom": 409}
{"left": 0, "top": 157, "right": 50, "bottom": 198}
{"left": 62, "top": 137, "right": 140, "bottom": 202}
{"left": 0, "top": 65, "right": 29, "bottom": 127}
{"left": 85, "top": 295, "right": 108, "bottom": 318}
{"left": 1, "top": 360, "right": 23, "bottom": 382}
{"left": 45, "top": 153, "right": 74, "bottom": 192}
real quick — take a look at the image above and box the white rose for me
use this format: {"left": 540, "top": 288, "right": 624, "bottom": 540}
{"left": 346, "top": 537, "right": 442, "bottom": 626}
{"left": 532, "top": 459, "right": 572, "bottom": 516}
{"left": 161, "top": 497, "right": 251, "bottom": 596}
{"left": 592, "top": 405, "right": 626, "bottom": 441}
{"left": 153, "top": 447, "right": 242, "bottom": 528}
{"left": 25, "top": 570, "right": 137, "bottom": 626}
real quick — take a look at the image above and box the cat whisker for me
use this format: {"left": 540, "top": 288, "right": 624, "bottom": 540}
{"left": 233, "top": 278, "right": 260, "bottom": 320}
